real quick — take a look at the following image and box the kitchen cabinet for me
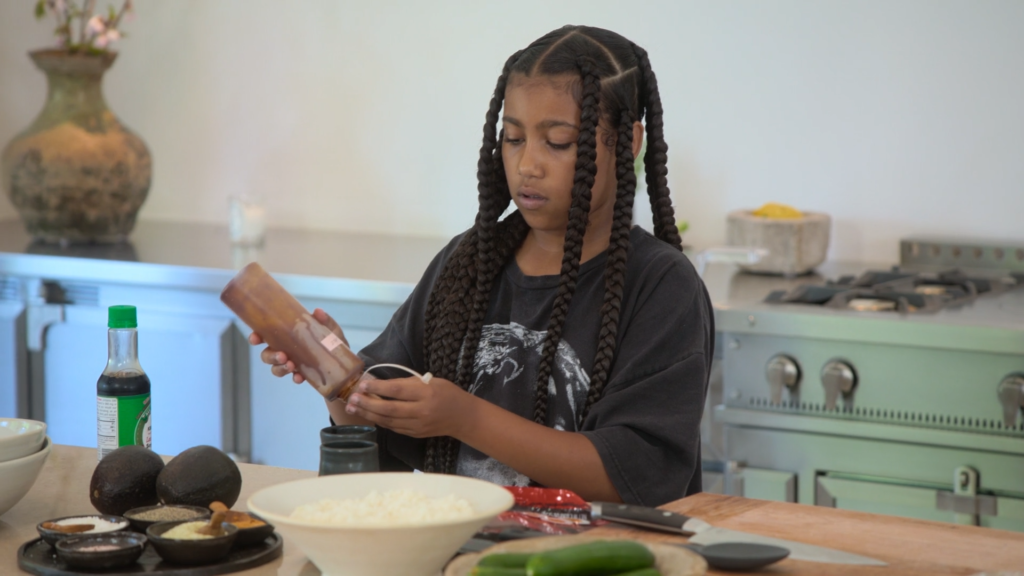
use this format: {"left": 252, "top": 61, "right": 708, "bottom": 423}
{"left": 0, "top": 298, "right": 24, "bottom": 418}
{"left": 4, "top": 275, "right": 247, "bottom": 458}
{"left": 0, "top": 220, "right": 446, "bottom": 469}
{"left": 41, "top": 300, "right": 238, "bottom": 457}
{"left": 738, "top": 467, "right": 796, "bottom": 502}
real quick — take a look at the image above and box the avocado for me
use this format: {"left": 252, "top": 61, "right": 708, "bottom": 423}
{"left": 90, "top": 445, "right": 165, "bottom": 515}
{"left": 156, "top": 445, "right": 242, "bottom": 508}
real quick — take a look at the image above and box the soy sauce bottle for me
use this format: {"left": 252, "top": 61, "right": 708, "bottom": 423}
{"left": 97, "top": 305, "right": 152, "bottom": 461}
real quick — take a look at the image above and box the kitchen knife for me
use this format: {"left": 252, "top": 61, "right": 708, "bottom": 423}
{"left": 591, "top": 502, "right": 886, "bottom": 566}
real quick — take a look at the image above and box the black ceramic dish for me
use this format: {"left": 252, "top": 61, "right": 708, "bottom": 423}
{"left": 681, "top": 542, "right": 791, "bottom": 571}
{"left": 123, "top": 504, "right": 210, "bottom": 533}
{"left": 231, "top": 514, "right": 276, "bottom": 547}
{"left": 54, "top": 532, "right": 147, "bottom": 569}
{"left": 36, "top": 514, "right": 129, "bottom": 547}
{"left": 146, "top": 519, "right": 239, "bottom": 565}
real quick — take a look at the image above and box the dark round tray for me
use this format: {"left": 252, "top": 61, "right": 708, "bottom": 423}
{"left": 18, "top": 532, "right": 282, "bottom": 575}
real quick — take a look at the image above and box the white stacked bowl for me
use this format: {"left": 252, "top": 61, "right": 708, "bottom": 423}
{"left": 0, "top": 434, "right": 52, "bottom": 517}
{"left": 248, "top": 472, "right": 515, "bottom": 576}
{"left": 0, "top": 418, "right": 47, "bottom": 462}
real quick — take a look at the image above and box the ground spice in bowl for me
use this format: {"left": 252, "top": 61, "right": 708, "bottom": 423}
{"left": 129, "top": 507, "right": 204, "bottom": 522}
{"left": 123, "top": 505, "right": 210, "bottom": 533}
{"left": 161, "top": 521, "right": 217, "bottom": 540}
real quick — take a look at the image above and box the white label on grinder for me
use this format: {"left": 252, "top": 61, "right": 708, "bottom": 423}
{"left": 320, "top": 333, "right": 343, "bottom": 352}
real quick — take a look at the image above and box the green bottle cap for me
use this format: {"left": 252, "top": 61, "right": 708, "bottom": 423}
{"left": 108, "top": 305, "right": 138, "bottom": 329}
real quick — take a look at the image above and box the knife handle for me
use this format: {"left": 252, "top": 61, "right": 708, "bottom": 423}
{"left": 591, "top": 502, "right": 697, "bottom": 536}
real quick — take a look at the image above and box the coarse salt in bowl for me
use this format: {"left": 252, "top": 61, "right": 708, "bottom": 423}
{"left": 37, "top": 514, "right": 129, "bottom": 547}
{"left": 248, "top": 473, "right": 514, "bottom": 576}
{"left": 53, "top": 516, "right": 128, "bottom": 533}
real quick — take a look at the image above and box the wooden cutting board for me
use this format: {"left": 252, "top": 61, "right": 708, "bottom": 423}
{"left": 445, "top": 533, "right": 706, "bottom": 576}
{"left": 588, "top": 493, "right": 1024, "bottom": 575}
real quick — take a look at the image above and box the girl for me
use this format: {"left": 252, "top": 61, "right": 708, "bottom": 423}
{"left": 252, "top": 25, "right": 713, "bottom": 506}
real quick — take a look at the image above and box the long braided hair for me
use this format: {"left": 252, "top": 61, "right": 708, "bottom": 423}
{"left": 421, "top": 26, "right": 681, "bottom": 473}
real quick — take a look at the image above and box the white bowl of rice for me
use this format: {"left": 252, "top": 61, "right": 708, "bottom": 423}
{"left": 247, "top": 472, "right": 514, "bottom": 576}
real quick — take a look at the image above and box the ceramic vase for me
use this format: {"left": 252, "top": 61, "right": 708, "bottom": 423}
{"left": 1, "top": 49, "right": 151, "bottom": 244}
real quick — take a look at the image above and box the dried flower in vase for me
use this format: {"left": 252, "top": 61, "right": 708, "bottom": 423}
{"left": 34, "top": 0, "right": 135, "bottom": 54}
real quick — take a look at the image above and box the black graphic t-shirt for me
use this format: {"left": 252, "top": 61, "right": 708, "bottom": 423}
{"left": 357, "top": 226, "right": 714, "bottom": 506}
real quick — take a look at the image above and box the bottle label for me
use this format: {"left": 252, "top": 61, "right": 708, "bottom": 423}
{"left": 320, "top": 333, "right": 343, "bottom": 352}
{"left": 97, "top": 393, "right": 151, "bottom": 460}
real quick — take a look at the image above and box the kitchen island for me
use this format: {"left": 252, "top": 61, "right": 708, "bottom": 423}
{"left": 2, "top": 444, "right": 1022, "bottom": 575}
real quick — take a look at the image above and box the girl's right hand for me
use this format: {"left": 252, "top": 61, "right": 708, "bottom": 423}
{"left": 249, "top": 331, "right": 304, "bottom": 383}
{"left": 249, "top": 308, "right": 348, "bottom": 385}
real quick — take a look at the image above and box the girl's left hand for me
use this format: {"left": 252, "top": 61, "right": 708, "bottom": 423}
{"left": 344, "top": 376, "right": 473, "bottom": 439}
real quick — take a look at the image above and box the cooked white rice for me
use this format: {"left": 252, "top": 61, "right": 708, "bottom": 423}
{"left": 290, "top": 489, "right": 475, "bottom": 526}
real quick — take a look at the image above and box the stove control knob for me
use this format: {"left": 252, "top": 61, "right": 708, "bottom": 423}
{"left": 821, "top": 360, "right": 857, "bottom": 410}
{"left": 997, "top": 374, "right": 1024, "bottom": 428}
{"left": 766, "top": 355, "right": 800, "bottom": 404}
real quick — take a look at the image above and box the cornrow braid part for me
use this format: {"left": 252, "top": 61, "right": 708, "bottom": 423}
{"left": 631, "top": 43, "right": 682, "bottom": 251}
{"left": 578, "top": 110, "right": 636, "bottom": 428}
{"left": 531, "top": 56, "right": 602, "bottom": 425}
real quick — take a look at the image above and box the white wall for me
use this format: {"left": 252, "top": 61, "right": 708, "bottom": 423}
{"left": 1, "top": 0, "right": 1022, "bottom": 262}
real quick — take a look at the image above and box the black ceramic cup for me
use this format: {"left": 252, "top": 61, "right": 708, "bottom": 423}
{"left": 318, "top": 440, "right": 379, "bottom": 476}
{"left": 320, "top": 424, "right": 376, "bottom": 445}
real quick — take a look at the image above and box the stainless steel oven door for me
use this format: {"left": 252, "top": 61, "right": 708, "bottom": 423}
{"left": 816, "top": 471, "right": 1024, "bottom": 531}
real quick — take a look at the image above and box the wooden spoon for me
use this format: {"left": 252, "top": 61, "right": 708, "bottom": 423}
{"left": 208, "top": 501, "right": 265, "bottom": 528}
{"left": 195, "top": 511, "right": 227, "bottom": 537}
{"left": 42, "top": 522, "right": 95, "bottom": 533}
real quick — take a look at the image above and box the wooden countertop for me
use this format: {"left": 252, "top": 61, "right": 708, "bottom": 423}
{"left": 3, "top": 445, "right": 1022, "bottom": 575}
{"left": 592, "top": 493, "right": 1024, "bottom": 575}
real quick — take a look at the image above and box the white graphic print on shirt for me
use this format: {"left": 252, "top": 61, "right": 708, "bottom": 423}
{"left": 456, "top": 322, "right": 590, "bottom": 486}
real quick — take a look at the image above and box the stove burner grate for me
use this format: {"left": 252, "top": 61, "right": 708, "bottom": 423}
{"left": 765, "top": 268, "right": 1019, "bottom": 313}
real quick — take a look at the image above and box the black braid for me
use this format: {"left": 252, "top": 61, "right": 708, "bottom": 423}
{"left": 631, "top": 43, "right": 682, "bottom": 251}
{"left": 578, "top": 110, "right": 636, "bottom": 427}
{"left": 458, "top": 50, "right": 524, "bottom": 388}
{"left": 530, "top": 55, "right": 602, "bottom": 425}
{"left": 422, "top": 50, "right": 523, "bottom": 473}
{"left": 442, "top": 213, "right": 529, "bottom": 473}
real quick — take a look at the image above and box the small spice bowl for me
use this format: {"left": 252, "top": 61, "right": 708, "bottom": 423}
{"left": 55, "top": 532, "right": 147, "bottom": 570}
{"left": 123, "top": 504, "right": 210, "bottom": 533}
{"left": 231, "top": 513, "right": 275, "bottom": 547}
{"left": 37, "top": 514, "right": 129, "bottom": 547}
{"left": 147, "top": 520, "right": 238, "bottom": 565}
